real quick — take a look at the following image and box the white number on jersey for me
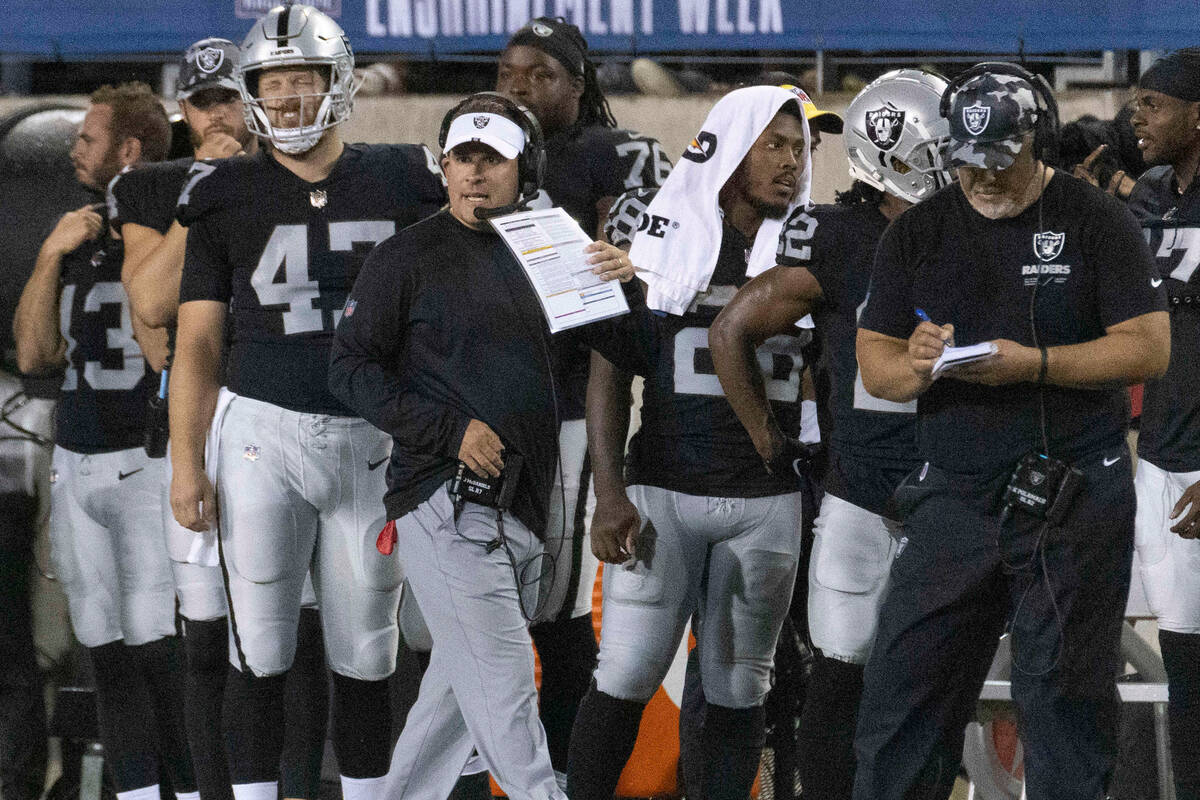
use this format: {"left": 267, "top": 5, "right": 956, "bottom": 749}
{"left": 779, "top": 211, "right": 819, "bottom": 263}
{"left": 59, "top": 282, "right": 144, "bottom": 392}
{"left": 673, "top": 326, "right": 805, "bottom": 401}
{"left": 178, "top": 161, "right": 217, "bottom": 207}
{"left": 615, "top": 140, "right": 672, "bottom": 190}
{"left": 251, "top": 221, "right": 395, "bottom": 334}
{"left": 852, "top": 295, "right": 916, "bottom": 413}
{"left": 1152, "top": 226, "right": 1200, "bottom": 283}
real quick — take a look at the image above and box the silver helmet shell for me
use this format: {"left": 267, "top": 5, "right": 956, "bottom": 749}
{"left": 237, "top": 4, "right": 356, "bottom": 154}
{"left": 844, "top": 68, "right": 953, "bottom": 204}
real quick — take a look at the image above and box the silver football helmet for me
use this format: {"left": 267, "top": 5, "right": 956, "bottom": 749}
{"left": 237, "top": 4, "right": 357, "bottom": 154}
{"left": 844, "top": 68, "right": 953, "bottom": 204}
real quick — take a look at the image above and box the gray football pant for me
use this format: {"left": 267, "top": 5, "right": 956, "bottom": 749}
{"left": 807, "top": 493, "right": 898, "bottom": 664}
{"left": 49, "top": 447, "right": 176, "bottom": 647}
{"left": 216, "top": 395, "right": 401, "bottom": 679}
{"left": 384, "top": 486, "right": 563, "bottom": 800}
{"left": 594, "top": 484, "right": 803, "bottom": 708}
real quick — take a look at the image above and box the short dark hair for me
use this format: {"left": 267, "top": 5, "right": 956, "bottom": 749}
{"left": 89, "top": 82, "right": 171, "bottom": 163}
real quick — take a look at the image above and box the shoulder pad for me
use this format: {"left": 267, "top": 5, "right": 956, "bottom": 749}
{"left": 175, "top": 154, "right": 258, "bottom": 226}
{"left": 605, "top": 187, "right": 659, "bottom": 248}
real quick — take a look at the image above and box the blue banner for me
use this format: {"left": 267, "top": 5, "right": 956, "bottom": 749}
{"left": 4, "top": 0, "right": 1200, "bottom": 57}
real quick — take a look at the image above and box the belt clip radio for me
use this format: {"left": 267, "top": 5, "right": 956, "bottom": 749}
{"left": 999, "top": 452, "right": 1084, "bottom": 527}
{"left": 449, "top": 452, "right": 524, "bottom": 512}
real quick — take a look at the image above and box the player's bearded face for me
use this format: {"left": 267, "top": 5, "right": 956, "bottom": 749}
{"left": 256, "top": 67, "right": 328, "bottom": 130}
{"left": 496, "top": 46, "right": 583, "bottom": 134}
{"left": 731, "top": 110, "right": 807, "bottom": 219}
{"left": 183, "top": 88, "right": 252, "bottom": 149}
{"left": 70, "top": 103, "right": 124, "bottom": 191}
{"left": 1131, "top": 89, "right": 1200, "bottom": 167}
{"left": 442, "top": 143, "right": 520, "bottom": 227}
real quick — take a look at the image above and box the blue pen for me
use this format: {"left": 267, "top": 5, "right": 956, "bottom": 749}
{"left": 914, "top": 308, "right": 932, "bottom": 323}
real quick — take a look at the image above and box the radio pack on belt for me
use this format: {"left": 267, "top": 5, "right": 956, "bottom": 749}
{"left": 999, "top": 452, "right": 1084, "bottom": 527}
{"left": 449, "top": 452, "right": 524, "bottom": 514}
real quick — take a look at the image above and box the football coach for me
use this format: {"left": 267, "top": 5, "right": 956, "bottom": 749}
{"left": 852, "top": 63, "right": 1169, "bottom": 800}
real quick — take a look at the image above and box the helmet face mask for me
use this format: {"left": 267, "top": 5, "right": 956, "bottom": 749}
{"left": 844, "top": 68, "right": 954, "bottom": 204}
{"left": 237, "top": 4, "right": 357, "bottom": 155}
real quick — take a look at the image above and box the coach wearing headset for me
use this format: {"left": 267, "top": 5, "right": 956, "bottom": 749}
{"left": 328, "top": 93, "right": 633, "bottom": 800}
{"left": 852, "top": 64, "right": 1169, "bottom": 800}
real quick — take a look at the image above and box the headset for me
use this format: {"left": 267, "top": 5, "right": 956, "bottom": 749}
{"left": 438, "top": 91, "right": 547, "bottom": 215}
{"left": 939, "top": 61, "right": 1060, "bottom": 164}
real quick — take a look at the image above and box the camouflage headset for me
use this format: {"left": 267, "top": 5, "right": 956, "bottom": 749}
{"left": 437, "top": 92, "right": 547, "bottom": 203}
{"left": 939, "top": 61, "right": 1060, "bottom": 164}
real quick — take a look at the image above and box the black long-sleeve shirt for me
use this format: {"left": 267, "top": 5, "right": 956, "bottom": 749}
{"left": 329, "top": 209, "right": 566, "bottom": 535}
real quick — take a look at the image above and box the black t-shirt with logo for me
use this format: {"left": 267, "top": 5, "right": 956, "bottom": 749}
{"left": 536, "top": 124, "right": 670, "bottom": 421}
{"left": 1128, "top": 166, "right": 1200, "bottom": 472}
{"left": 55, "top": 229, "right": 155, "bottom": 453}
{"left": 177, "top": 144, "right": 446, "bottom": 416}
{"left": 603, "top": 188, "right": 811, "bottom": 497}
{"left": 777, "top": 201, "right": 920, "bottom": 515}
{"left": 860, "top": 172, "right": 1165, "bottom": 478}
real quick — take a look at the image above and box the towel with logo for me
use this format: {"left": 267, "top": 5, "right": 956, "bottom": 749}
{"left": 630, "top": 85, "right": 813, "bottom": 315}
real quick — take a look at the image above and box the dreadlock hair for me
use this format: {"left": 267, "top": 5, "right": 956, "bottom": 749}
{"left": 835, "top": 179, "right": 887, "bottom": 207}
{"left": 580, "top": 59, "right": 618, "bottom": 128}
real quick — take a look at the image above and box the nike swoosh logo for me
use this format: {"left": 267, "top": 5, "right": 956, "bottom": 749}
{"left": 1103, "top": 456, "right": 1120, "bottom": 467}
{"left": 118, "top": 468, "right": 144, "bottom": 481}
{"left": 368, "top": 457, "right": 388, "bottom": 471}
{"left": 1151, "top": 278, "right": 1163, "bottom": 287}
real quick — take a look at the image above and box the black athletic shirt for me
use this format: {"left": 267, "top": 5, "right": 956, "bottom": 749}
{"left": 777, "top": 201, "right": 921, "bottom": 515}
{"left": 330, "top": 209, "right": 567, "bottom": 535}
{"left": 604, "top": 189, "right": 810, "bottom": 498}
{"left": 110, "top": 157, "right": 193, "bottom": 235}
{"left": 860, "top": 172, "right": 1165, "bottom": 478}
{"left": 54, "top": 227, "right": 155, "bottom": 453}
{"left": 177, "top": 144, "right": 446, "bottom": 416}
{"left": 536, "top": 124, "right": 669, "bottom": 421}
{"left": 1128, "top": 166, "right": 1200, "bottom": 472}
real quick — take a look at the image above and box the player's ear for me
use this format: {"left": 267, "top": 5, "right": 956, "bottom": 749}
{"left": 569, "top": 74, "right": 585, "bottom": 102}
{"left": 118, "top": 136, "right": 143, "bottom": 168}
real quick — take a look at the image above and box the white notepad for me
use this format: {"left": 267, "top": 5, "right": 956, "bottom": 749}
{"left": 489, "top": 207, "right": 630, "bottom": 333}
{"left": 932, "top": 342, "right": 998, "bottom": 377}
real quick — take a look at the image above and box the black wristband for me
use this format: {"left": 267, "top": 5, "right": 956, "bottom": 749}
{"left": 1037, "top": 345, "right": 1049, "bottom": 386}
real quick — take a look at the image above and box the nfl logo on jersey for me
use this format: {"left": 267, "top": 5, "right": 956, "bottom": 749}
{"left": 344, "top": 298, "right": 357, "bottom": 317}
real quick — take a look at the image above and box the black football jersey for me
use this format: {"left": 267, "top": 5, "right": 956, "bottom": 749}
{"left": 110, "top": 157, "right": 194, "bottom": 234}
{"left": 177, "top": 144, "right": 447, "bottom": 416}
{"left": 603, "top": 189, "right": 809, "bottom": 497}
{"left": 777, "top": 202, "right": 921, "bottom": 514}
{"left": 1129, "top": 166, "right": 1200, "bottom": 472}
{"left": 55, "top": 229, "right": 155, "bottom": 452}
{"left": 535, "top": 124, "right": 670, "bottom": 421}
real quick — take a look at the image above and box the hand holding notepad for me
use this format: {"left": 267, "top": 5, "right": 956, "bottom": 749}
{"left": 932, "top": 342, "right": 999, "bottom": 377}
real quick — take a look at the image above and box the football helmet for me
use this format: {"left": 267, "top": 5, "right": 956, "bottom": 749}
{"left": 844, "top": 68, "right": 953, "bottom": 204}
{"left": 237, "top": 4, "right": 356, "bottom": 154}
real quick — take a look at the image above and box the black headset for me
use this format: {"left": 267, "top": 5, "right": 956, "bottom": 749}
{"left": 438, "top": 92, "right": 547, "bottom": 204}
{"left": 939, "top": 61, "right": 1060, "bottom": 163}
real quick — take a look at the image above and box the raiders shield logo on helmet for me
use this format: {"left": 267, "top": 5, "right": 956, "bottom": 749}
{"left": 963, "top": 103, "right": 991, "bottom": 136}
{"left": 865, "top": 105, "right": 905, "bottom": 151}
{"left": 195, "top": 46, "right": 225, "bottom": 74}
{"left": 1033, "top": 231, "right": 1065, "bottom": 262}
{"left": 473, "top": 115, "right": 489, "bottom": 129}
{"left": 532, "top": 21, "right": 554, "bottom": 36}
